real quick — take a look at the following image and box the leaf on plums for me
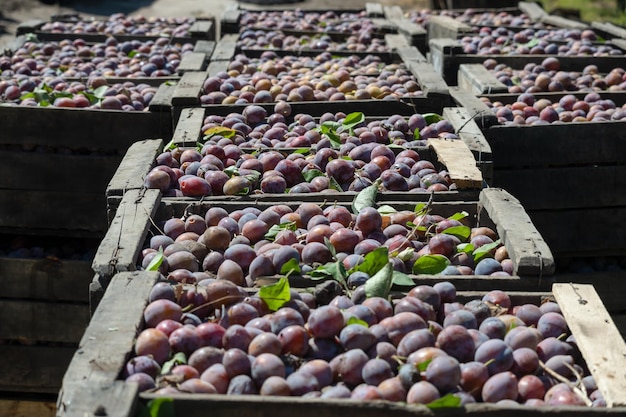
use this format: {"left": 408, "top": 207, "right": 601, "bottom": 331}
{"left": 323, "top": 237, "right": 337, "bottom": 258}
{"left": 237, "top": 187, "right": 249, "bottom": 196}
{"left": 442, "top": 225, "right": 471, "bottom": 241}
{"left": 310, "top": 260, "right": 348, "bottom": 288}
{"left": 377, "top": 205, "right": 397, "bottom": 214}
{"left": 318, "top": 122, "right": 342, "bottom": 148}
{"left": 413, "top": 129, "right": 421, "bottom": 140}
{"left": 128, "top": 50, "right": 138, "bottom": 58}
{"left": 417, "top": 358, "right": 432, "bottom": 372}
{"left": 259, "top": 277, "right": 291, "bottom": 311}
{"left": 224, "top": 165, "right": 238, "bottom": 177}
{"left": 395, "top": 247, "right": 415, "bottom": 261}
{"left": 294, "top": 148, "right": 310, "bottom": 155}
{"left": 328, "top": 176, "right": 343, "bottom": 192}
{"left": 524, "top": 38, "right": 540, "bottom": 48}
{"left": 303, "top": 169, "right": 325, "bottom": 182}
{"left": 426, "top": 393, "right": 462, "bottom": 409}
{"left": 161, "top": 352, "right": 187, "bottom": 375}
{"left": 423, "top": 113, "right": 444, "bottom": 124}
{"left": 412, "top": 254, "right": 450, "bottom": 274}
{"left": 203, "top": 126, "right": 236, "bottom": 139}
{"left": 352, "top": 179, "right": 380, "bottom": 214}
{"left": 473, "top": 239, "right": 502, "bottom": 263}
{"left": 244, "top": 171, "right": 261, "bottom": 184}
{"left": 392, "top": 270, "right": 415, "bottom": 286}
{"left": 93, "top": 85, "right": 109, "bottom": 100}
{"left": 346, "top": 316, "right": 369, "bottom": 327}
{"left": 365, "top": 262, "right": 394, "bottom": 299}
{"left": 342, "top": 111, "right": 365, "bottom": 134}
{"left": 265, "top": 221, "right": 297, "bottom": 241}
{"left": 414, "top": 202, "right": 427, "bottom": 214}
{"left": 143, "top": 397, "right": 174, "bottom": 417}
{"left": 448, "top": 211, "right": 469, "bottom": 221}
{"left": 459, "top": 243, "right": 474, "bottom": 254}
{"left": 280, "top": 258, "right": 301, "bottom": 275}
{"left": 146, "top": 247, "right": 164, "bottom": 271}
{"left": 351, "top": 247, "right": 388, "bottom": 276}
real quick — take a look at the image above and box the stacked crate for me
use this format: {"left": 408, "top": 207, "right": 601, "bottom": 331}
{"left": 0, "top": 12, "right": 216, "bottom": 415}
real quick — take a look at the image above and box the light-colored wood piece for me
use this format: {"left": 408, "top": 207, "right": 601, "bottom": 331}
{"left": 427, "top": 137, "right": 483, "bottom": 189}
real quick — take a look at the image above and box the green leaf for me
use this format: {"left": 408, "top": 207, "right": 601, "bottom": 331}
{"left": 412, "top": 254, "right": 450, "bottom": 274}
{"left": 142, "top": 398, "right": 174, "bottom": 417}
{"left": 163, "top": 139, "right": 177, "bottom": 151}
{"left": 328, "top": 175, "right": 343, "bottom": 192}
{"left": 204, "top": 126, "right": 236, "bottom": 139}
{"left": 280, "top": 258, "right": 301, "bottom": 275}
{"left": 264, "top": 222, "right": 297, "bottom": 241}
{"left": 303, "top": 169, "right": 325, "bottom": 182}
{"left": 352, "top": 247, "right": 388, "bottom": 276}
{"left": 293, "top": 148, "right": 310, "bottom": 155}
{"left": 346, "top": 316, "right": 369, "bottom": 327}
{"left": 473, "top": 239, "right": 502, "bottom": 263}
{"left": 413, "top": 129, "right": 421, "bottom": 140}
{"left": 310, "top": 260, "right": 348, "bottom": 288}
{"left": 392, "top": 270, "right": 415, "bottom": 286}
{"left": 364, "top": 262, "right": 394, "bottom": 299}
{"left": 352, "top": 179, "right": 380, "bottom": 214}
{"left": 93, "top": 85, "right": 109, "bottom": 100}
{"left": 342, "top": 111, "right": 365, "bottom": 127}
{"left": 423, "top": 113, "right": 444, "bottom": 124}
{"left": 323, "top": 237, "right": 337, "bottom": 258}
{"left": 414, "top": 202, "right": 427, "bottom": 214}
{"left": 377, "top": 205, "right": 397, "bottom": 214}
{"left": 417, "top": 358, "right": 432, "bottom": 372}
{"left": 524, "top": 38, "right": 540, "bottom": 48}
{"left": 321, "top": 120, "right": 341, "bottom": 131}
{"left": 224, "top": 165, "right": 238, "bottom": 177}
{"left": 441, "top": 225, "right": 471, "bottom": 241}
{"left": 237, "top": 187, "right": 249, "bottom": 196}
{"left": 258, "top": 277, "right": 291, "bottom": 311}
{"left": 458, "top": 243, "right": 474, "bottom": 254}
{"left": 128, "top": 50, "right": 138, "bottom": 58}
{"left": 161, "top": 352, "right": 186, "bottom": 375}
{"left": 244, "top": 171, "right": 261, "bottom": 184}
{"left": 448, "top": 211, "right": 469, "bottom": 221}
{"left": 319, "top": 123, "right": 342, "bottom": 148}
{"left": 395, "top": 247, "right": 415, "bottom": 261}
{"left": 426, "top": 393, "right": 463, "bottom": 409}
{"left": 146, "top": 247, "right": 164, "bottom": 271}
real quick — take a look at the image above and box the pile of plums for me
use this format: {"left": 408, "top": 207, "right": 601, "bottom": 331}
{"left": 200, "top": 52, "right": 423, "bottom": 104}
{"left": 481, "top": 91, "right": 626, "bottom": 125}
{"left": 143, "top": 105, "right": 461, "bottom": 196}
{"left": 125, "top": 277, "right": 604, "bottom": 407}
{"left": 0, "top": 76, "right": 160, "bottom": 110}
{"left": 236, "top": 30, "right": 389, "bottom": 53}
{"left": 39, "top": 14, "right": 195, "bottom": 38}
{"left": 460, "top": 27, "right": 622, "bottom": 56}
{"left": 1, "top": 37, "right": 193, "bottom": 78}
{"left": 456, "top": 11, "right": 551, "bottom": 28}
{"left": 483, "top": 57, "right": 626, "bottom": 94}
{"left": 139, "top": 200, "right": 511, "bottom": 286}
{"left": 237, "top": 10, "right": 379, "bottom": 34}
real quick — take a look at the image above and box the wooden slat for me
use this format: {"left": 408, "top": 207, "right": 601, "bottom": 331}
{"left": 553, "top": 270, "right": 626, "bottom": 314}
{"left": 177, "top": 52, "right": 209, "bottom": 74}
{"left": 211, "top": 33, "right": 238, "bottom": 61}
{"left": 0, "top": 150, "right": 121, "bottom": 193}
{"left": 407, "top": 61, "right": 449, "bottom": 98}
{"left": 0, "top": 399, "right": 56, "bottom": 417}
{"left": 428, "top": 15, "right": 473, "bottom": 41}
{"left": 540, "top": 14, "right": 588, "bottom": 30}
{"left": 479, "top": 188, "right": 555, "bottom": 277}
{"left": 147, "top": 82, "right": 175, "bottom": 112}
{"left": 458, "top": 63, "right": 509, "bottom": 95}
{"left": 366, "top": 2, "right": 385, "bottom": 17}
{"left": 57, "top": 380, "right": 139, "bottom": 417}
{"left": 492, "top": 165, "right": 626, "bottom": 210}
{"left": 518, "top": 1, "right": 548, "bottom": 22}
{"left": 428, "top": 138, "right": 483, "bottom": 189}
{"left": 59, "top": 271, "right": 160, "bottom": 413}
{"left": 171, "top": 71, "right": 207, "bottom": 107}
{"left": 106, "top": 139, "right": 164, "bottom": 197}
{"left": 592, "top": 21, "right": 626, "bottom": 39}
{"left": 0, "top": 345, "right": 77, "bottom": 393}
{"left": 0, "top": 300, "right": 89, "bottom": 344}
{"left": 92, "top": 189, "right": 161, "bottom": 288}
{"left": 193, "top": 40, "right": 216, "bottom": 55}
{"left": 0, "top": 257, "right": 92, "bottom": 303}
{"left": 610, "top": 38, "right": 626, "bottom": 53}
{"left": 449, "top": 87, "right": 499, "bottom": 129}
{"left": 172, "top": 107, "right": 206, "bottom": 146}
{"left": 553, "top": 283, "right": 626, "bottom": 408}
{"left": 189, "top": 20, "right": 215, "bottom": 41}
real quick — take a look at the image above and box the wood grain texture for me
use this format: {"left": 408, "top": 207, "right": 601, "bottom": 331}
{"left": 177, "top": 52, "right": 209, "bottom": 74}
{"left": 171, "top": 70, "right": 207, "bottom": 107}
{"left": 172, "top": 107, "right": 205, "bottom": 146}
{"left": 0, "top": 399, "right": 56, "bottom": 417}
{"left": 458, "top": 63, "right": 508, "bottom": 95}
{"left": 106, "top": 139, "right": 164, "bottom": 197}
{"left": 553, "top": 283, "right": 626, "bottom": 408}
{"left": 428, "top": 137, "right": 483, "bottom": 189}
{"left": 211, "top": 33, "right": 238, "bottom": 61}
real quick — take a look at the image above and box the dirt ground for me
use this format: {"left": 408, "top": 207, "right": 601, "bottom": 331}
{"left": 0, "top": 0, "right": 430, "bottom": 50}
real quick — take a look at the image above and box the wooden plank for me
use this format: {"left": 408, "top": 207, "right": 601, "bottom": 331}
{"left": 458, "top": 63, "right": 509, "bottom": 95}
{"left": 366, "top": 2, "right": 385, "bottom": 17}
{"left": 370, "top": 18, "right": 398, "bottom": 34}
{"left": 553, "top": 283, "right": 626, "bottom": 408}
{"left": 15, "top": 19, "right": 45, "bottom": 35}
{"left": 0, "top": 190, "right": 108, "bottom": 234}
{"left": 518, "top": 1, "right": 548, "bottom": 21}
{"left": 553, "top": 270, "right": 626, "bottom": 314}
{"left": 60, "top": 272, "right": 161, "bottom": 402}
{"left": 428, "top": 15, "right": 473, "bottom": 41}
{"left": 395, "top": 46, "right": 427, "bottom": 63}
{"left": 406, "top": 61, "right": 450, "bottom": 98}
{"left": 492, "top": 165, "right": 626, "bottom": 210}
{"left": 0, "top": 151, "right": 121, "bottom": 193}
{"left": 147, "top": 82, "right": 175, "bottom": 112}
{"left": 193, "top": 40, "right": 216, "bottom": 56}
{"left": 382, "top": 5, "right": 403, "bottom": 20}
{"left": 442, "top": 107, "right": 493, "bottom": 183}
{"left": 388, "top": 18, "right": 427, "bottom": 53}
{"left": 527, "top": 207, "right": 626, "bottom": 259}
{"left": 610, "top": 38, "right": 626, "bottom": 53}
{"left": 0, "top": 106, "right": 171, "bottom": 150}
{"left": 219, "top": 4, "right": 241, "bottom": 35}
{"left": 0, "top": 300, "right": 89, "bottom": 344}
{"left": 485, "top": 122, "right": 626, "bottom": 168}
{"left": 57, "top": 380, "right": 139, "bottom": 417}
{"left": 106, "top": 139, "right": 164, "bottom": 197}
{"left": 0, "top": 257, "right": 92, "bottom": 303}
{"left": 171, "top": 71, "right": 207, "bottom": 107}
{"left": 592, "top": 21, "right": 626, "bottom": 39}
{"left": 189, "top": 20, "right": 216, "bottom": 41}
{"left": 0, "top": 399, "right": 56, "bottom": 417}
{"left": 540, "top": 14, "right": 588, "bottom": 30}
{"left": 479, "top": 188, "right": 555, "bottom": 277}
{"left": 177, "top": 52, "right": 209, "bottom": 74}
{"left": 172, "top": 107, "right": 206, "bottom": 146}
{"left": 449, "top": 87, "right": 500, "bottom": 129}
{"left": 427, "top": 138, "right": 483, "bottom": 189}
{"left": 91, "top": 189, "right": 161, "bottom": 288}
{"left": 211, "top": 33, "right": 238, "bottom": 61}
{"left": 0, "top": 345, "right": 77, "bottom": 393}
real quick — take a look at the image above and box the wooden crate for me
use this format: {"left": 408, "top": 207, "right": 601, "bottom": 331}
{"left": 91, "top": 186, "right": 554, "bottom": 312}
{"left": 450, "top": 84, "right": 626, "bottom": 261}
{"left": 170, "top": 41, "right": 450, "bottom": 125}
{"left": 0, "top": 238, "right": 95, "bottom": 399}
{"left": 58, "top": 272, "right": 625, "bottom": 416}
